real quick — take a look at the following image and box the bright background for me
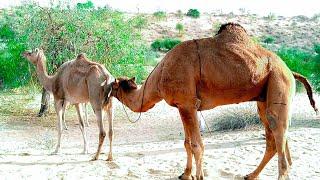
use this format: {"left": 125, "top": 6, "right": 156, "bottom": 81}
{"left": 0, "top": 0, "right": 319, "bottom": 17}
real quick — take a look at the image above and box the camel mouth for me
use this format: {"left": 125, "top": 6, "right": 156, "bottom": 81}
{"left": 22, "top": 51, "right": 31, "bottom": 58}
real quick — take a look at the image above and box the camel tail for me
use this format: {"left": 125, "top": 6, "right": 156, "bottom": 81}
{"left": 293, "top": 72, "right": 318, "bottom": 114}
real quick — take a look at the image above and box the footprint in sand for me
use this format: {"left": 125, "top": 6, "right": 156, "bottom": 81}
{"left": 107, "top": 161, "right": 120, "bottom": 169}
{"left": 219, "top": 169, "right": 235, "bottom": 178}
{"left": 148, "top": 168, "right": 167, "bottom": 175}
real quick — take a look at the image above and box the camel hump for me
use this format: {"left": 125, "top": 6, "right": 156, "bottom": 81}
{"left": 214, "top": 22, "right": 252, "bottom": 45}
{"left": 77, "top": 53, "right": 86, "bottom": 60}
{"left": 216, "top": 22, "right": 247, "bottom": 35}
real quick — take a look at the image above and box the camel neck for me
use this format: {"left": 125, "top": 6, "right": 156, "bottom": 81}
{"left": 118, "top": 80, "right": 161, "bottom": 113}
{"left": 118, "top": 86, "right": 144, "bottom": 112}
{"left": 36, "top": 55, "right": 53, "bottom": 92}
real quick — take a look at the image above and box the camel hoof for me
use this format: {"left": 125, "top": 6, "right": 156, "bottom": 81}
{"left": 179, "top": 173, "right": 194, "bottom": 180}
{"left": 244, "top": 174, "right": 259, "bottom": 180}
{"left": 278, "top": 175, "right": 290, "bottom": 180}
{"left": 81, "top": 150, "right": 88, "bottom": 155}
{"left": 90, "top": 156, "right": 98, "bottom": 161}
{"left": 50, "top": 151, "right": 58, "bottom": 155}
{"left": 106, "top": 156, "right": 113, "bottom": 161}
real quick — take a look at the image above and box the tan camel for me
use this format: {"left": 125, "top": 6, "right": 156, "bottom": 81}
{"left": 23, "top": 49, "right": 114, "bottom": 160}
{"left": 103, "top": 23, "right": 318, "bottom": 180}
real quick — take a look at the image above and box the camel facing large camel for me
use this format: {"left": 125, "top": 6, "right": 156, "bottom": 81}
{"left": 103, "top": 23, "right": 318, "bottom": 180}
{"left": 23, "top": 49, "right": 115, "bottom": 161}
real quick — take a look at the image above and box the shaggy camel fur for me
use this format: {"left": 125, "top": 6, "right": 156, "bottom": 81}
{"left": 23, "top": 49, "right": 114, "bottom": 160}
{"left": 103, "top": 23, "right": 318, "bottom": 179}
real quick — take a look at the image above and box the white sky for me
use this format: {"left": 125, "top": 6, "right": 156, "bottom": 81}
{"left": 0, "top": 0, "right": 319, "bottom": 17}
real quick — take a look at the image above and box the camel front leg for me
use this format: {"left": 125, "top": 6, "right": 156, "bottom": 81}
{"left": 178, "top": 107, "right": 204, "bottom": 180}
{"left": 53, "top": 99, "right": 63, "bottom": 154}
{"left": 75, "top": 103, "right": 88, "bottom": 154}
{"left": 91, "top": 108, "right": 106, "bottom": 161}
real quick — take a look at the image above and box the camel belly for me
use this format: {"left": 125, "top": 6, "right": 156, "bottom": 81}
{"left": 198, "top": 80, "right": 266, "bottom": 110}
{"left": 64, "top": 78, "right": 90, "bottom": 104}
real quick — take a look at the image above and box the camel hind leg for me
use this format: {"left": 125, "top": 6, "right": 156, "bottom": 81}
{"left": 87, "top": 67, "right": 106, "bottom": 161}
{"left": 265, "top": 71, "right": 295, "bottom": 179}
{"left": 75, "top": 103, "right": 88, "bottom": 154}
{"left": 245, "top": 102, "right": 277, "bottom": 179}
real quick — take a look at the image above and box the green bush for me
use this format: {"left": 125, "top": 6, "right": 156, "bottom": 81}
{"left": 277, "top": 47, "right": 320, "bottom": 91}
{"left": 263, "top": 35, "right": 275, "bottom": 44}
{"left": 153, "top": 11, "right": 166, "bottom": 21}
{"left": 175, "top": 23, "right": 184, "bottom": 36}
{"left": 151, "top": 38, "right": 181, "bottom": 52}
{"left": 314, "top": 43, "right": 320, "bottom": 54}
{"left": 186, "top": 9, "right": 200, "bottom": 18}
{"left": 0, "top": 1, "right": 154, "bottom": 88}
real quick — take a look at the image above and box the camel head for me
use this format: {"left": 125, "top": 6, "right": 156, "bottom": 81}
{"left": 22, "top": 48, "right": 44, "bottom": 65}
{"left": 102, "top": 77, "right": 137, "bottom": 105}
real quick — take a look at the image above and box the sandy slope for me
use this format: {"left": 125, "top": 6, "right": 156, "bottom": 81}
{"left": 0, "top": 94, "right": 319, "bottom": 179}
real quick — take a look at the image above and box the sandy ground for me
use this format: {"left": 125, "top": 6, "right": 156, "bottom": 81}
{"left": 0, "top": 93, "right": 319, "bottom": 179}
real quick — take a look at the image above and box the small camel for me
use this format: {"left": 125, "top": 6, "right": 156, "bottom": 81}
{"left": 23, "top": 49, "right": 114, "bottom": 160}
{"left": 103, "top": 23, "right": 318, "bottom": 179}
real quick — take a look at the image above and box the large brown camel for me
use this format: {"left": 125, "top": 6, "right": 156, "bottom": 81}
{"left": 103, "top": 23, "right": 318, "bottom": 179}
{"left": 23, "top": 49, "right": 114, "bottom": 160}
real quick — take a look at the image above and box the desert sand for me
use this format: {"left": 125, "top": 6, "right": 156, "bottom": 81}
{"left": 0, "top": 93, "right": 319, "bottom": 179}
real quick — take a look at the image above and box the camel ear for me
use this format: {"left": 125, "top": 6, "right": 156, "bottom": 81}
{"left": 112, "top": 79, "right": 120, "bottom": 89}
{"left": 128, "top": 78, "right": 137, "bottom": 89}
{"left": 129, "top": 77, "right": 136, "bottom": 82}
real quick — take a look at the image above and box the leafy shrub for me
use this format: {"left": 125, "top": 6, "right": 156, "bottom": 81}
{"left": 0, "top": 1, "right": 154, "bottom": 88}
{"left": 175, "top": 23, "right": 184, "bottom": 36}
{"left": 151, "top": 38, "right": 181, "bottom": 52}
{"left": 130, "top": 14, "right": 148, "bottom": 30}
{"left": 153, "top": 11, "right": 166, "bottom": 21}
{"left": 76, "top": 1, "right": 94, "bottom": 9}
{"left": 186, "top": 9, "right": 200, "bottom": 18}
{"left": 277, "top": 47, "right": 320, "bottom": 91}
{"left": 263, "top": 35, "right": 275, "bottom": 44}
{"left": 314, "top": 43, "right": 320, "bottom": 54}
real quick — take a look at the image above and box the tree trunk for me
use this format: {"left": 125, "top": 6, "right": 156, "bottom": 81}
{"left": 37, "top": 87, "right": 50, "bottom": 117}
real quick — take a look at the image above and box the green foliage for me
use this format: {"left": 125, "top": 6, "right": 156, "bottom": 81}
{"left": 263, "top": 35, "right": 275, "bottom": 44}
{"left": 151, "top": 38, "right": 182, "bottom": 52}
{"left": 0, "top": 1, "right": 154, "bottom": 88}
{"left": 175, "top": 23, "right": 184, "bottom": 36}
{"left": 277, "top": 47, "right": 320, "bottom": 91}
{"left": 186, "top": 9, "right": 200, "bottom": 18}
{"left": 130, "top": 14, "right": 148, "bottom": 30}
{"left": 153, "top": 11, "right": 166, "bottom": 21}
{"left": 251, "top": 36, "right": 261, "bottom": 44}
{"left": 76, "top": 1, "right": 94, "bottom": 9}
{"left": 314, "top": 43, "right": 320, "bottom": 54}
